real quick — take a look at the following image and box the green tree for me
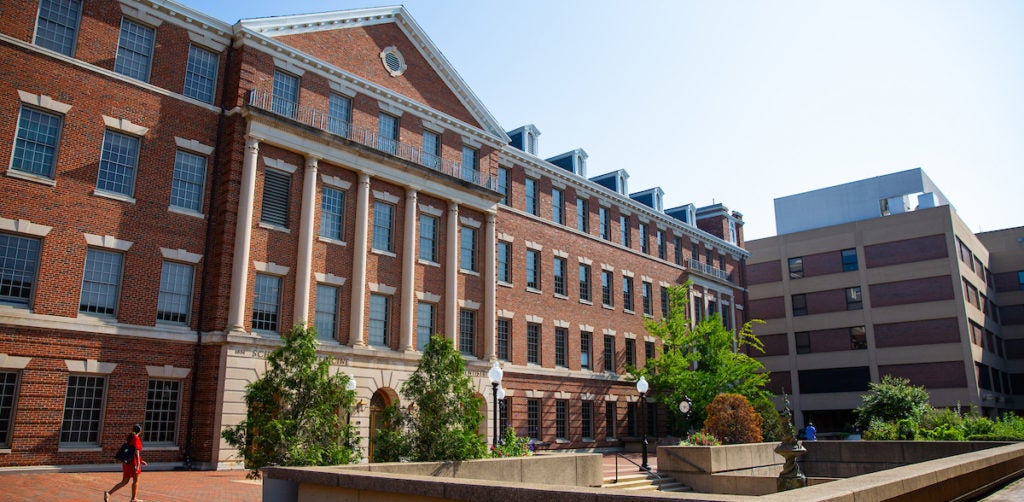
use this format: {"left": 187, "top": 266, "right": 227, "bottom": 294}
{"left": 854, "top": 375, "right": 930, "bottom": 430}
{"left": 373, "top": 335, "right": 488, "bottom": 462}
{"left": 640, "top": 283, "right": 770, "bottom": 434}
{"left": 222, "top": 325, "right": 360, "bottom": 478}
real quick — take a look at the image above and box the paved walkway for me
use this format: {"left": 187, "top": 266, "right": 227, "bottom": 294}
{"left": 0, "top": 469, "right": 261, "bottom": 502}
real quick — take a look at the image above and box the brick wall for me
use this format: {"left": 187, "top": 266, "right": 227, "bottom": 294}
{"left": 869, "top": 276, "right": 954, "bottom": 307}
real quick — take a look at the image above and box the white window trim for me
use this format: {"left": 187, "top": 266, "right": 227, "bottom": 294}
{"left": 17, "top": 90, "right": 72, "bottom": 114}
{"left": 0, "top": 217, "right": 52, "bottom": 237}
{"left": 459, "top": 216, "right": 481, "bottom": 228}
{"left": 64, "top": 359, "right": 116, "bottom": 375}
{"left": 264, "top": 157, "right": 298, "bottom": 174}
{"left": 314, "top": 272, "right": 347, "bottom": 287}
{"left": 329, "top": 80, "right": 357, "bottom": 97}
{"left": 0, "top": 354, "right": 31, "bottom": 369}
{"left": 320, "top": 174, "right": 352, "bottom": 190}
{"left": 416, "top": 291, "right": 441, "bottom": 303}
{"left": 497, "top": 309, "right": 515, "bottom": 319}
{"left": 254, "top": 261, "right": 289, "bottom": 276}
{"left": 459, "top": 299, "right": 481, "bottom": 310}
{"left": 174, "top": 137, "right": 214, "bottom": 155}
{"left": 160, "top": 247, "right": 202, "bottom": 264}
{"left": 146, "top": 365, "right": 191, "bottom": 378}
{"left": 369, "top": 283, "right": 397, "bottom": 295}
{"left": 526, "top": 314, "right": 544, "bottom": 324}
{"left": 84, "top": 233, "right": 132, "bottom": 251}
{"left": 102, "top": 115, "right": 149, "bottom": 136}
{"left": 372, "top": 190, "right": 400, "bottom": 204}
{"left": 419, "top": 203, "right": 443, "bottom": 217}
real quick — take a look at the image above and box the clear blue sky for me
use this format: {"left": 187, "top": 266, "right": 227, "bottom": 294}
{"left": 178, "top": 0, "right": 1024, "bottom": 239}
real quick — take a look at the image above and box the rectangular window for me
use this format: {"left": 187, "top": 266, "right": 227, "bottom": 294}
{"left": 12, "top": 105, "right": 63, "bottom": 178}
{"left": 497, "top": 318, "right": 511, "bottom": 361}
{"left": 623, "top": 276, "right": 634, "bottom": 312}
{"left": 96, "top": 130, "right": 140, "bottom": 197}
{"left": 0, "top": 371, "right": 18, "bottom": 447}
{"left": 420, "top": 130, "right": 441, "bottom": 169}
{"left": 642, "top": 281, "right": 653, "bottom": 315}
{"left": 499, "top": 397, "right": 509, "bottom": 439}
{"left": 377, "top": 113, "right": 400, "bottom": 154}
{"left": 604, "top": 335, "right": 615, "bottom": 372}
{"left": 555, "top": 327, "right": 567, "bottom": 367}
{"left": 640, "top": 224, "right": 649, "bottom": 254}
{"left": 788, "top": 257, "right": 804, "bottom": 279}
{"left": 795, "top": 331, "right": 811, "bottom": 354}
{"left": 692, "top": 242, "right": 700, "bottom": 262}
{"left": 368, "top": 294, "right": 390, "bottom": 347}
{"left": 719, "top": 253, "right": 726, "bottom": 272}
{"left": 497, "top": 241, "right": 512, "bottom": 283}
{"left": 605, "top": 401, "right": 616, "bottom": 439}
{"left": 674, "top": 237, "right": 683, "bottom": 265}
{"left": 252, "top": 274, "right": 281, "bottom": 333}
{"left": 576, "top": 197, "right": 589, "bottom": 232}
{"left": 599, "top": 207, "right": 610, "bottom": 240}
{"left": 114, "top": 18, "right": 155, "bottom": 81}
{"left": 657, "top": 230, "right": 666, "bottom": 259}
{"left": 527, "top": 323, "right": 540, "bottom": 364}
{"left": 578, "top": 264, "right": 591, "bottom": 302}
{"left": 260, "top": 168, "right": 290, "bottom": 227}
{"left": 461, "top": 145, "right": 478, "bottom": 183}
{"left": 626, "top": 402, "right": 637, "bottom": 437}
{"left": 0, "top": 233, "right": 42, "bottom": 306}
{"left": 556, "top": 399, "right": 568, "bottom": 440}
{"left": 59, "top": 375, "right": 105, "bottom": 445}
{"left": 156, "top": 261, "right": 193, "bottom": 324}
{"left": 372, "top": 202, "right": 395, "bottom": 252}
{"left": 460, "top": 226, "right": 478, "bottom": 272}
{"left": 143, "top": 379, "right": 180, "bottom": 444}
{"left": 580, "top": 331, "right": 592, "bottom": 370}
{"left": 272, "top": 70, "right": 300, "bottom": 118}
{"left": 35, "top": 0, "right": 83, "bottom": 56}
{"left": 645, "top": 341, "right": 655, "bottom": 363}
{"left": 496, "top": 167, "right": 510, "bottom": 205}
{"left": 459, "top": 309, "right": 476, "bottom": 356}
{"left": 846, "top": 286, "right": 863, "bottom": 310}
{"left": 728, "top": 220, "right": 738, "bottom": 243}
{"left": 314, "top": 284, "right": 338, "bottom": 341}
{"left": 792, "top": 294, "right": 807, "bottom": 317}
{"left": 552, "top": 188, "right": 565, "bottom": 224}
{"left": 582, "top": 401, "right": 594, "bottom": 440}
{"left": 328, "top": 94, "right": 353, "bottom": 138}
{"left": 183, "top": 44, "right": 218, "bottom": 104}
{"left": 647, "top": 402, "right": 657, "bottom": 437}
{"left": 525, "top": 178, "right": 538, "bottom": 215}
{"left": 320, "top": 186, "right": 346, "bottom": 241}
{"left": 694, "top": 299, "right": 704, "bottom": 323}
{"left": 706, "top": 247, "right": 713, "bottom": 266}
{"left": 619, "top": 215, "right": 631, "bottom": 247}
{"left": 660, "top": 286, "right": 669, "bottom": 318}
{"left": 722, "top": 304, "right": 731, "bottom": 331}
{"left": 415, "top": 301, "right": 435, "bottom": 352}
{"left": 80, "top": 248, "right": 122, "bottom": 315}
{"left": 526, "top": 249, "right": 540, "bottom": 290}
{"left": 850, "top": 326, "right": 867, "bottom": 350}
{"left": 527, "top": 399, "right": 540, "bottom": 439}
{"left": 601, "top": 270, "right": 613, "bottom": 307}
{"left": 418, "top": 214, "right": 438, "bottom": 262}
{"left": 841, "top": 248, "right": 858, "bottom": 272}
{"left": 625, "top": 338, "right": 636, "bottom": 368}
{"left": 1019, "top": 271, "right": 1024, "bottom": 290}
{"left": 553, "top": 257, "right": 567, "bottom": 296}
{"left": 170, "top": 150, "right": 207, "bottom": 213}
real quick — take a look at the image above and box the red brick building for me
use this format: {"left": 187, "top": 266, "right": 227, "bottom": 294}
{"left": 0, "top": 0, "right": 748, "bottom": 469}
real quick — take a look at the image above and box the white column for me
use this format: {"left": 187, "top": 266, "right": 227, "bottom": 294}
{"left": 445, "top": 202, "right": 459, "bottom": 341}
{"left": 293, "top": 156, "right": 318, "bottom": 327}
{"left": 400, "top": 188, "right": 418, "bottom": 352}
{"left": 349, "top": 173, "right": 371, "bottom": 347}
{"left": 227, "top": 136, "right": 259, "bottom": 334}
{"left": 484, "top": 212, "right": 497, "bottom": 361}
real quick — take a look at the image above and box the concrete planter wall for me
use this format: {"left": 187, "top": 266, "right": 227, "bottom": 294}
{"left": 656, "top": 443, "right": 784, "bottom": 495}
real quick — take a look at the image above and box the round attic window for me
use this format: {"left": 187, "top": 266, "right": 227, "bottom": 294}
{"left": 380, "top": 46, "right": 406, "bottom": 77}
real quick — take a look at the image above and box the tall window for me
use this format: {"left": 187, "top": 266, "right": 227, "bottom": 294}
{"left": 525, "top": 178, "right": 538, "bottom": 215}
{"left": 706, "top": 247, "right": 713, "bottom": 265}
{"left": 252, "top": 274, "right": 281, "bottom": 333}
{"left": 422, "top": 130, "right": 441, "bottom": 169}
{"left": 80, "top": 249, "right": 122, "bottom": 315}
{"left": 0, "top": 371, "right": 18, "bottom": 448}
{"left": 555, "top": 327, "right": 567, "bottom": 367}
{"left": 527, "top": 399, "right": 540, "bottom": 439}
{"left": 459, "top": 309, "right": 476, "bottom": 356}
{"left": 578, "top": 264, "right": 592, "bottom": 302}
{"left": 792, "top": 294, "right": 807, "bottom": 317}
{"left": 0, "top": 233, "right": 41, "bottom": 306}
{"left": 642, "top": 281, "right": 653, "bottom": 316}
{"left": 527, "top": 323, "right": 540, "bottom": 364}
{"left": 674, "top": 237, "right": 683, "bottom": 265}
{"left": 59, "top": 375, "right": 105, "bottom": 445}
{"left": 156, "top": 261, "right": 193, "bottom": 324}
{"left": 96, "top": 130, "right": 140, "bottom": 197}
{"left": 645, "top": 341, "right": 655, "bottom": 363}
{"left": 692, "top": 242, "right": 700, "bottom": 262}
{"left": 552, "top": 188, "right": 564, "bottom": 224}
{"left": 718, "top": 253, "right": 726, "bottom": 272}
{"left": 526, "top": 249, "right": 540, "bottom": 290}
{"left": 1019, "top": 271, "right": 1024, "bottom": 290}
{"left": 846, "top": 286, "right": 863, "bottom": 310}
{"left": 416, "top": 301, "right": 435, "bottom": 352}
{"left": 496, "top": 167, "right": 510, "bottom": 205}
{"left": 553, "top": 257, "right": 567, "bottom": 296}
{"left": 625, "top": 338, "right": 636, "bottom": 368}
{"left": 35, "top": 0, "right": 83, "bottom": 56}
{"left": 622, "top": 276, "right": 634, "bottom": 311}
{"left": 581, "top": 401, "right": 594, "bottom": 440}
{"left": 576, "top": 197, "right": 589, "bottom": 232}
{"left": 601, "top": 270, "right": 613, "bottom": 307}
{"left": 660, "top": 286, "right": 669, "bottom": 318}
{"left": 497, "top": 241, "right": 512, "bottom": 283}
{"left": 788, "top": 257, "right": 804, "bottom": 279}
{"left": 619, "top": 215, "right": 631, "bottom": 247}
{"left": 850, "top": 326, "right": 867, "bottom": 350}
{"left": 368, "top": 294, "right": 390, "bottom": 346}
{"left": 639, "top": 224, "right": 649, "bottom": 254}
{"left": 372, "top": 202, "right": 395, "bottom": 252}
{"left": 605, "top": 401, "right": 616, "bottom": 439}
{"left": 460, "top": 226, "right": 478, "bottom": 272}
{"left": 795, "top": 331, "right": 811, "bottom": 354}
{"left": 599, "top": 207, "right": 610, "bottom": 240}
{"left": 657, "top": 230, "right": 666, "bottom": 259}
{"left": 261, "top": 168, "right": 290, "bottom": 227}
{"left": 114, "top": 18, "right": 155, "bottom": 82}
{"left": 461, "top": 145, "right": 478, "bottom": 183}
{"left": 12, "top": 106, "right": 63, "bottom": 178}
{"left": 418, "top": 214, "right": 438, "bottom": 262}
{"left": 183, "top": 44, "right": 218, "bottom": 104}
{"left": 272, "top": 70, "right": 300, "bottom": 118}
{"left": 626, "top": 402, "right": 637, "bottom": 437}
{"left": 328, "top": 94, "right": 353, "bottom": 137}
{"left": 580, "top": 331, "right": 592, "bottom": 370}
{"left": 841, "top": 248, "right": 859, "bottom": 272}
{"left": 314, "top": 284, "right": 338, "bottom": 341}
{"left": 170, "top": 150, "right": 207, "bottom": 213}
{"left": 497, "top": 318, "right": 511, "bottom": 361}
{"left": 144, "top": 379, "right": 180, "bottom": 444}
{"left": 320, "top": 187, "right": 346, "bottom": 241}
{"left": 556, "top": 399, "right": 568, "bottom": 440}
{"left": 603, "top": 335, "right": 615, "bottom": 372}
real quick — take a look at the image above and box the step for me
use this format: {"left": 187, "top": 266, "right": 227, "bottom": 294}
{"left": 602, "top": 474, "right": 692, "bottom": 493}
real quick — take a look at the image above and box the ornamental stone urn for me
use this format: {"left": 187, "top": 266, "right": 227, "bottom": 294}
{"left": 775, "top": 395, "right": 807, "bottom": 491}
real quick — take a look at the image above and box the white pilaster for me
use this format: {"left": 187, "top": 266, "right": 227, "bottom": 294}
{"left": 350, "top": 173, "right": 371, "bottom": 347}
{"left": 484, "top": 212, "right": 497, "bottom": 361}
{"left": 400, "top": 188, "right": 418, "bottom": 352}
{"left": 227, "top": 136, "right": 259, "bottom": 333}
{"left": 445, "top": 202, "right": 459, "bottom": 341}
{"left": 293, "top": 156, "right": 318, "bottom": 328}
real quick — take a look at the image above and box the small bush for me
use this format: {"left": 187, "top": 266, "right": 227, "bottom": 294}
{"left": 681, "top": 430, "right": 721, "bottom": 446}
{"left": 703, "top": 393, "right": 763, "bottom": 444}
{"left": 921, "top": 423, "right": 965, "bottom": 441}
{"left": 864, "top": 418, "right": 898, "bottom": 440}
{"left": 752, "top": 398, "right": 786, "bottom": 442}
{"left": 966, "top": 433, "right": 1024, "bottom": 441}
{"left": 963, "top": 416, "right": 996, "bottom": 437}
{"left": 491, "top": 427, "right": 531, "bottom": 457}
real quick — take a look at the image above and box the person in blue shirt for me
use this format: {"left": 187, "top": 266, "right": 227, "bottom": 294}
{"left": 805, "top": 422, "right": 817, "bottom": 441}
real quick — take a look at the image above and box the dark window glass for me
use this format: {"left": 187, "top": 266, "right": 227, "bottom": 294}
{"left": 841, "top": 248, "right": 859, "bottom": 272}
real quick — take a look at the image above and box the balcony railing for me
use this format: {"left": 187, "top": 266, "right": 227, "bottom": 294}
{"left": 248, "top": 89, "right": 495, "bottom": 190}
{"left": 688, "top": 258, "right": 732, "bottom": 283}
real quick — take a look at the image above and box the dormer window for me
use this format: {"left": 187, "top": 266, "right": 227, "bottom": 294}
{"left": 526, "top": 131, "right": 536, "bottom": 155}
{"left": 576, "top": 154, "right": 585, "bottom": 177}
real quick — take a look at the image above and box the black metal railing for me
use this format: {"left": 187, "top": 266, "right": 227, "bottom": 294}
{"left": 612, "top": 452, "right": 663, "bottom": 484}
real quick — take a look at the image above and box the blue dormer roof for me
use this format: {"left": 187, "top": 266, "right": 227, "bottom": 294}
{"left": 589, "top": 169, "right": 629, "bottom": 195}
{"left": 666, "top": 204, "right": 696, "bottom": 225}
{"left": 630, "top": 187, "right": 664, "bottom": 212}
{"left": 546, "top": 148, "right": 588, "bottom": 178}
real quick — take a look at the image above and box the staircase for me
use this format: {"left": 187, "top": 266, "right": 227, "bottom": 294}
{"left": 602, "top": 472, "right": 691, "bottom": 493}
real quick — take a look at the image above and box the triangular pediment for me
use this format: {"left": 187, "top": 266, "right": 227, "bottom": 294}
{"left": 238, "top": 7, "right": 508, "bottom": 141}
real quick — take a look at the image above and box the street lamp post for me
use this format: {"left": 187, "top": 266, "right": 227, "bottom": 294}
{"left": 496, "top": 385, "right": 506, "bottom": 443}
{"left": 488, "top": 362, "right": 503, "bottom": 448}
{"left": 346, "top": 374, "right": 357, "bottom": 425}
{"left": 636, "top": 376, "right": 650, "bottom": 471}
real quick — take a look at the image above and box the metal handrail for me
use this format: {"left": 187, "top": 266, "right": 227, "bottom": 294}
{"left": 613, "top": 452, "right": 664, "bottom": 484}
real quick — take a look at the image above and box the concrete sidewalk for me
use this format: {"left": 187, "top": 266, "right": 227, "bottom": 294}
{"left": 0, "top": 469, "right": 261, "bottom": 502}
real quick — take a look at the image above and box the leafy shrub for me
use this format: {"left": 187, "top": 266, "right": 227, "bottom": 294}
{"left": 921, "top": 423, "right": 965, "bottom": 441}
{"left": 491, "top": 427, "right": 531, "bottom": 457}
{"left": 855, "top": 376, "right": 930, "bottom": 430}
{"left": 752, "top": 398, "right": 786, "bottom": 442}
{"left": 895, "top": 417, "right": 918, "bottom": 440}
{"left": 681, "top": 430, "right": 721, "bottom": 446}
{"left": 963, "top": 416, "right": 995, "bottom": 437}
{"left": 990, "top": 414, "right": 1024, "bottom": 440}
{"left": 966, "top": 433, "right": 1024, "bottom": 441}
{"left": 703, "top": 393, "right": 763, "bottom": 444}
{"left": 863, "top": 418, "right": 898, "bottom": 440}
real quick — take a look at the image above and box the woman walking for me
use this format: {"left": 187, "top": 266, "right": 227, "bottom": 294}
{"left": 105, "top": 424, "right": 146, "bottom": 501}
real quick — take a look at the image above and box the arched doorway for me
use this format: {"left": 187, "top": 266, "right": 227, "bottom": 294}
{"left": 368, "top": 388, "right": 398, "bottom": 462}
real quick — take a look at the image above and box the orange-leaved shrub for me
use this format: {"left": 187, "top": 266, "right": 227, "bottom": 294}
{"left": 703, "top": 393, "right": 763, "bottom": 444}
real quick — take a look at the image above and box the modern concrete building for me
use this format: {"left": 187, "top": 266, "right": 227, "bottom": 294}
{"left": 0, "top": 0, "right": 748, "bottom": 469}
{"left": 747, "top": 169, "right": 1021, "bottom": 433}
